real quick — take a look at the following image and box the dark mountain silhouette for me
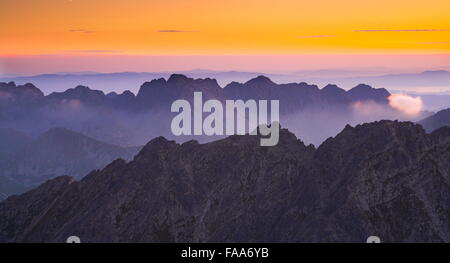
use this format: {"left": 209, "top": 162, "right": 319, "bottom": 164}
{"left": 2, "top": 70, "right": 450, "bottom": 95}
{"left": 0, "top": 71, "right": 290, "bottom": 94}
{"left": 0, "top": 82, "right": 44, "bottom": 103}
{"left": 136, "top": 74, "right": 223, "bottom": 111}
{"left": 0, "top": 82, "right": 45, "bottom": 120}
{"left": 346, "top": 84, "right": 390, "bottom": 102}
{"left": 0, "top": 120, "right": 448, "bottom": 242}
{"left": 107, "top": 90, "right": 136, "bottom": 110}
{"left": 0, "top": 128, "right": 141, "bottom": 199}
{"left": 47, "top": 85, "right": 108, "bottom": 106}
{"left": 0, "top": 75, "right": 400, "bottom": 147}
{"left": 419, "top": 108, "right": 450, "bottom": 132}
{"left": 0, "top": 75, "right": 390, "bottom": 113}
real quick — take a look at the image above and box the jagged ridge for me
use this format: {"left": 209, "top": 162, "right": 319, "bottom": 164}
{"left": 0, "top": 120, "right": 448, "bottom": 243}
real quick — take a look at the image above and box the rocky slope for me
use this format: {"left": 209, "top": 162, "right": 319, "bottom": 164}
{"left": 0, "top": 120, "right": 448, "bottom": 243}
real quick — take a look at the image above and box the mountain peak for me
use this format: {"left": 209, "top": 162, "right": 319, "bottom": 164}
{"left": 0, "top": 81, "right": 17, "bottom": 89}
{"left": 47, "top": 85, "right": 106, "bottom": 104}
{"left": 73, "top": 85, "right": 92, "bottom": 91}
{"left": 167, "top": 74, "right": 190, "bottom": 83}
{"left": 350, "top": 83, "right": 373, "bottom": 91}
{"left": 0, "top": 81, "right": 44, "bottom": 100}
{"left": 135, "top": 136, "right": 179, "bottom": 161}
{"left": 320, "top": 120, "right": 427, "bottom": 154}
{"left": 106, "top": 91, "right": 118, "bottom": 98}
{"left": 347, "top": 84, "right": 390, "bottom": 102}
{"left": 322, "top": 84, "right": 340, "bottom": 90}
{"left": 121, "top": 90, "right": 135, "bottom": 97}
{"left": 244, "top": 75, "right": 276, "bottom": 87}
{"left": 22, "top": 82, "right": 38, "bottom": 89}
{"left": 322, "top": 84, "right": 346, "bottom": 94}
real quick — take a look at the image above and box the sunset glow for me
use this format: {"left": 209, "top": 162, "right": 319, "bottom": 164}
{"left": 2, "top": 0, "right": 450, "bottom": 55}
{"left": 1, "top": 0, "right": 450, "bottom": 74}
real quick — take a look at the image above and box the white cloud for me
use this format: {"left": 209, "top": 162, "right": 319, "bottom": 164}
{"left": 388, "top": 94, "right": 423, "bottom": 116}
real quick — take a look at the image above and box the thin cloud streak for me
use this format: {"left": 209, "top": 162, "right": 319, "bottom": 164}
{"left": 68, "top": 29, "right": 96, "bottom": 34}
{"left": 297, "top": 35, "right": 337, "bottom": 38}
{"left": 157, "top": 29, "right": 199, "bottom": 33}
{"left": 65, "top": 50, "right": 124, "bottom": 53}
{"left": 418, "top": 41, "right": 450, "bottom": 44}
{"left": 355, "top": 29, "right": 449, "bottom": 32}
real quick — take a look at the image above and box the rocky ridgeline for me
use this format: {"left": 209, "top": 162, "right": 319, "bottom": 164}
{"left": 0, "top": 120, "right": 448, "bottom": 242}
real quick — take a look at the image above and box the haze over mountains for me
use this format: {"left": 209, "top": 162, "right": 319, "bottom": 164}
{"left": 0, "top": 127, "right": 140, "bottom": 199}
{"left": 0, "top": 106, "right": 447, "bottom": 200}
{"left": 2, "top": 70, "right": 450, "bottom": 97}
{"left": 0, "top": 72, "right": 449, "bottom": 242}
{"left": 0, "top": 121, "right": 448, "bottom": 242}
{"left": 1, "top": 73, "right": 449, "bottom": 195}
{"left": 0, "top": 74, "right": 434, "bottom": 147}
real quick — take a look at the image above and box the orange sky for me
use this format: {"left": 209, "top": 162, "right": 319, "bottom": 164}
{"left": 1, "top": 0, "right": 450, "bottom": 74}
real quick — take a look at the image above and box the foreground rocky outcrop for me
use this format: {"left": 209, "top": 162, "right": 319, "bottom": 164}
{"left": 0, "top": 121, "right": 449, "bottom": 243}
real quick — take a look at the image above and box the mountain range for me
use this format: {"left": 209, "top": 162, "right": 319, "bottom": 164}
{"left": 0, "top": 74, "right": 391, "bottom": 110}
{"left": 0, "top": 74, "right": 406, "bottom": 147}
{"left": 0, "top": 120, "right": 448, "bottom": 242}
{"left": 0, "top": 72, "right": 449, "bottom": 242}
{"left": 1, "top": 106, "right": 448, "bottom": 202}
{"left": 2, "top": 70, "right": 450, "bottom": 95}
{"left": 1, "top": 74, "right": 449, "bottom": 199}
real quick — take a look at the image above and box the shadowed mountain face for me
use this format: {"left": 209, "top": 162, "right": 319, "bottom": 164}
{"left": 0, "top": 75, "right": 403, "bottom": 147}
{"left": 0, "top": 128, "right": 31, "bottom": 160}
{"left": 0, "top": 128, "right": 140, "bottom": 199}
{"left": 0, "top": 129, "right": 33, "bottom": 199}
{"left": 0, "top": 121, "right": 448, "bottom": 243}
{"left": 419, "top": 108, "right": 450, "bottom": 132}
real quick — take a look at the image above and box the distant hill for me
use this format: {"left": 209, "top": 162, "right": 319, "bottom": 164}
{"left": 0, "top": 128, "right": 141, "bottom": 199}
{"left": 324, "top": 70, "right": 450, "bottom": 87}
{"left": 301, "top": 70, "right": 450, "bottom": 93}
{"left": 419, "top": 108, "right": 450, "bottom": 132}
